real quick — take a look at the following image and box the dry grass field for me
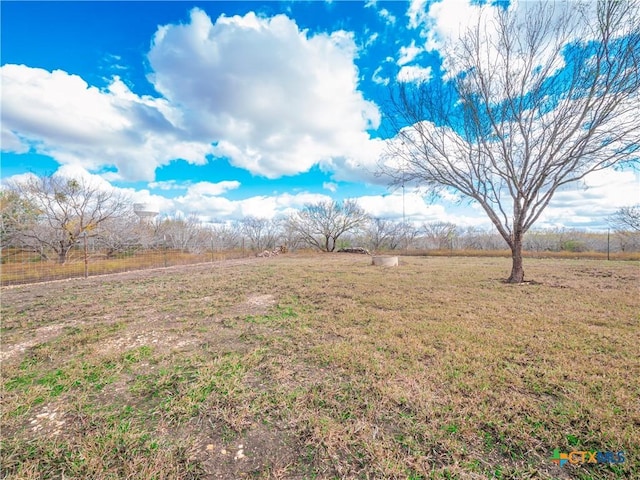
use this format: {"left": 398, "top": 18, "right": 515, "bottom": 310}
{"left": 1, "top": 254, "right": 638, "bottom": 479}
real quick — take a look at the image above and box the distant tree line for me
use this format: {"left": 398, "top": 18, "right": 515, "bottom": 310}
{"left": 1, "top": 175, "right": 638, "bottom": 264}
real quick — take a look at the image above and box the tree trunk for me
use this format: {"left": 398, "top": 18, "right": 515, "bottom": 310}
{"left": 507, "top": 233, "right": 524, "bottom": 283}
{"left": 329, "top": 236, "right": 337, "bottom": 252}
{"left": 57, "top": 240, "right": 72, "bottom": 264}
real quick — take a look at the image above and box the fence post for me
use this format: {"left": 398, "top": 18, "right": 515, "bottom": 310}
{"left": 163, "top": 235, "right": 168, "bottom": 268}
{"left": 83, "top": 231, "right": 89, "bottom": 278}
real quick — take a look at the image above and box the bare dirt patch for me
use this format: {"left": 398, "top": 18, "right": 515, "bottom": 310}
{"left": 94, "top": 329, "right": 200, "bottom": 356}
{"left": 195, "top": 422, "right": 302, "bottom": 479}
{"left": 224, "top": 294, "right": 277, "bottom": 318}
{"left": 26, "top": 402, "right": 67, "bottom": 437}
{"left": 1, "top": 323, "right": 75, "bottom": 363}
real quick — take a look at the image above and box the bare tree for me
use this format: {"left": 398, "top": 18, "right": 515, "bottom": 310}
{"left": 609, "top": 205, "right": 640, "bottom": 232}
{"left": 287, "top": 200, "right": 370, "bottom": 252}
{"left": 363, "top": 218, "right": 421, "bottom": 251}
{"left": 7, "top": 175, "right": 128, "bottom": 264}
{"left": 365, "top": 218, "right": 400, "bottom": 251}
{"left": 157, "top": 214, "right": 208, "bottom": 253}
{"left": 0, "top": 190, "right": 40, "bottom": 252}
{"left": 275, "top": 216, "right": 304, "bottom": 251}
{"left": 395, "top": 222, "right": 420, "bottom": 250}
{"left": 211, "top": 222, "right": 242, "bottom": 250}
{"left": 422, "top": 222, "right": 458, "bottom": 250}
{"left": 609, "top": 204, "right": 640, "bottom": 252}
{"left": 94, "top": 211, "right": 142, "bottom": 258}
{"left": 381, "top": 1, "right": 640, "bottom": 282}
{"left": 459, "top": 226, "right": 504, "bottom": 251}
{"left": 240, "top": 216, "right": 280, "bottom": 251}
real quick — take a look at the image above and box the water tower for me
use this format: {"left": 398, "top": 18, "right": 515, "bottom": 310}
{"left": 133, "top": 203, "right": 158, "bottom": 224}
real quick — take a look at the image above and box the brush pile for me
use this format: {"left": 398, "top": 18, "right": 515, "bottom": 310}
{"left": 337, "top": 247, "right": 370, "bottom": 255}
{"left": 256, "top": 245, "right": 288, "bottom": 258}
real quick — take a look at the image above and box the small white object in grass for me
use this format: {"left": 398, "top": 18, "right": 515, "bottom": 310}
{"left": 372, "top": 256, "right": 399, "bottom": 267}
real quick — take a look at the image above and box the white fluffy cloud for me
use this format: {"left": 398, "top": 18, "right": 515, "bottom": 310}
{"left": 187, "top": 181, "right": 241, "bottom": 197}
{"left": 164, "top": 186, "right": 331, "bottom": 221}
{"left": 365, "top": 0, "right": 397, "bottom": 25}
{"left": 372, "top": 65, "right": 390, "bottom": 86}
{"left": 406, "top": 0, "right": 429, "bottom": 30}
{"left": 397, "top": 65, "right": 432, "bottom": 83}
{"left": 2, "top": 9, "right": 383, "bottom": 183}
{"left": 397, "top": 40, "right": 423, "bottom": 66}
{"left": 319, "top": 136, "right": 386, "bottom": 184}
{"left": 357, "top": 191, "right": 443, "bottom": 222}
{"left": 379, "top": 9, "right": 397, "bottom": 25}
{"left": 356, "top": 190, "right": 491, "bottom": 227}
{"left": 409, "top": 0, "right": 613, "bottom": 80}
{"left": 0, "top": 65, "right": 213, "bottom": 181}
{"left": 1, "top": 128, "right": 29, "bottom": 154}
{"left": 537, "top": 169, "right": 640, "bottom": 229}
{"left": 323, "top": 182, "right": 338, "bottom": 193}
{"left": 147, "top": 9, "right": 381, "bottom": 179}
{"left": 395, "top": 39, "right": 429, "bottom": 83}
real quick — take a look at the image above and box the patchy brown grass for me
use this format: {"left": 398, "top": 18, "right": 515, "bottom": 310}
{"left": 1, "top": 254, "right": 638, "bottom": 479}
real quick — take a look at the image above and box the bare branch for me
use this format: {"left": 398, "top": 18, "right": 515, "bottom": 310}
{"left": 287, "top": 200, "right": 370, "bottom": 252}
{"left": 5, "top": 174, "right": 129, "bottom": 263}
{"left": 379, "top": 0, "right": 640, "bottom": 282}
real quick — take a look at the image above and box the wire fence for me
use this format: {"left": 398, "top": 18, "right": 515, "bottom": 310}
{"left": 3, "top": 243, "right": 639, "bottom": 287}
{"left": 0, "top": 246, "right": 251, "bottom": 286}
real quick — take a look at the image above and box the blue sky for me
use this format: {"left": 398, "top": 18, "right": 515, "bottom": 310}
{"left": 2, "top": 0, "right": 638, "bottom": 229}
